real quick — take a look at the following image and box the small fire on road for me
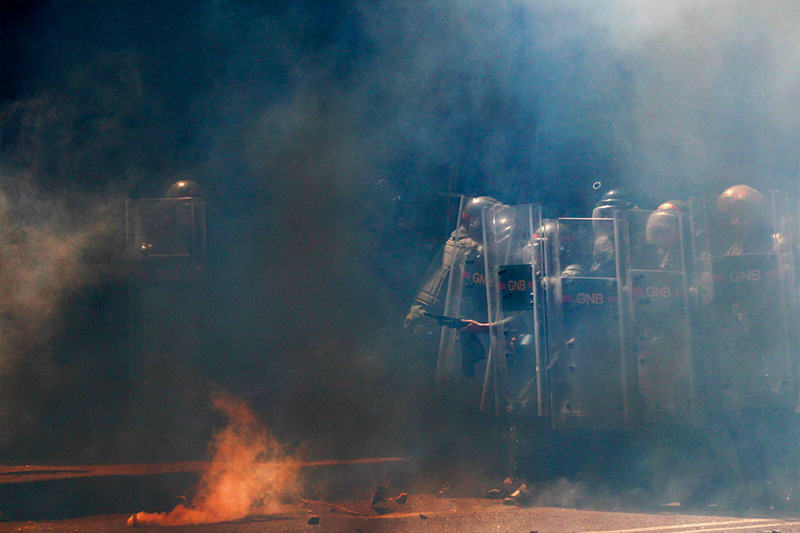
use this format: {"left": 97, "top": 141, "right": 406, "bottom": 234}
{"left": 127, "top": 392, "right": 300, "bottom": 527}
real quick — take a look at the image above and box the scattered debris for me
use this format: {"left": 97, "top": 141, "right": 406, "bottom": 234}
{"left": 370, "top": 486, "right": 388, "bottom": 508}
{"left": 419, "top": 513, "right": 428, "bottom": 519}
{"left": 510, "top": 483, "right": 532, "bottom": 506}
{"left": 298, "top": 497, "right": 367, "bottom": 516}
{"left": 487, "top": 476, "right": 523, "bottom": 500}
{"left": 396, "top": 492, "right": 408, "bottom": 505}
{"left": 307, "top": 515, "right": 320, "bottom": 525}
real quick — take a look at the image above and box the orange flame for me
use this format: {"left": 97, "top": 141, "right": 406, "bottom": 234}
{"left": 128, "top": 392, "right": 300, "bottom": 527}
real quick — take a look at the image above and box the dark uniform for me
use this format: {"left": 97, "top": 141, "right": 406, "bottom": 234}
{"left": 691, "top": 185, "right": 799, "bottom": 507}
{"left": 123, "top": 180, "right": 209, "bottom": 456}
{"left": 405, "top": 196, "right": 500, "bottom": 395}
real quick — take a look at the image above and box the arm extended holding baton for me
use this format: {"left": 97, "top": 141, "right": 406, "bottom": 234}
{"left": 422, "top": 311, "right": 503, "bottom": 334}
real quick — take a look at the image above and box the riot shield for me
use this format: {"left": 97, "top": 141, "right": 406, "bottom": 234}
{"left": 545, "top": 217, "right": 633, "bottom": 429}
{"left": 434, "top": 197, "right": 492, "bottom": 406}
{"left": 625, "top": 209, "right": 697, "bottom": 425}
{"left": 480, "top": 203, "right": 544, "bottom": 415}
{"left": 125, "top": 197, "right": 207, "bottom": 266}
{"left": 690, "top": 193, "right": 798, "bottom": 412}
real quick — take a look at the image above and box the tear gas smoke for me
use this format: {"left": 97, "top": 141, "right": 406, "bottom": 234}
{"left": 4, "top": 0, "right": 800, "bottom": 491}
{"left": 127, "top": 391, "right": 300, "bottom": 527}
{"left": 0, "top": 175, "right": 122, "bottom": 453}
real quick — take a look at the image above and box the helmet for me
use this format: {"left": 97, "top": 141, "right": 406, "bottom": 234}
{"left": 488, "top": 204, "right": 515, "bottom": 246}
{"left": 592, "top": 189, "right": 636, "bottom": 237}
{"left": 166, "top": 180, "right": 205, "bottom": 198}
{"left": 646, "top": 208, "right": 680, "bottom": 247}
{"left": 593, "top": 189, "right": 636, "bottom": 217}
{"left": 716, "top": 185, "right": 770, "bottom": 250}
{"left": 461, "top": 196, "right": 501, "bottom": 241}
{"left": 656, "top": 199, "right": 688, "bottom": 213}
{"left": 535, "top": 220, "right": 559, "bottom": 240}
{"left": 716, "top": 184, "right": 765, "bottom": 218}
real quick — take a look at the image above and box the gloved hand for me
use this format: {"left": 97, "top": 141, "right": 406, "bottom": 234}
{"left": 404, "top": 304, "right": 426, "bottom": 328}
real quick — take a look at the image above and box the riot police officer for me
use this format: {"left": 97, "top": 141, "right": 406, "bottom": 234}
{"left": 591, "top": 189, "right": 636, "bottom": 276}
{"left": 645, "top": 200, "right": 688, "bottom": 271}
{"left": 691, "top": 184, "right": 799, "bottom": 508}
{"left": 405, "top": 196, "right": 500, "bottom": 379}
{"left": 715, "top": 184, "right": 772, "bottom": 255}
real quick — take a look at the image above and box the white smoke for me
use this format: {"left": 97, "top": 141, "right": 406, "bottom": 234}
{"left": 601, "top": 0, "right": 800, "bottom": 192}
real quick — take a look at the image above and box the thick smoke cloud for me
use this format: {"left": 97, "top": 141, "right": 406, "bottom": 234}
{"left": 1, "top": 0, "right": 798, "bottom": 472}
{"left": 0, "top": 178, "right": 120, "bottom": 455}
{"left": 603, "top": 0, "right": 800, "bottom": 197}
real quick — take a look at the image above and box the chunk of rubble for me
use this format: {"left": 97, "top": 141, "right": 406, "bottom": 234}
{"left": 510, "top": 483, "right": 532, "bottom": 506}
{"left": 370, "top": 486, "right": 388, "bottom": 508}
{"left": 307, "top": 515, "right": 320, "bottom": 525}
{"left": 489, "top": 477, "right": 522, "bottom": 500}
{"left": 396, "top": 492, "right": 408, "bottom": 505}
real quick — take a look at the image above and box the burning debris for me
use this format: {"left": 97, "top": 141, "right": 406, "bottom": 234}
{"left": 127, "top": 392, "right": 300, "bottom": 527}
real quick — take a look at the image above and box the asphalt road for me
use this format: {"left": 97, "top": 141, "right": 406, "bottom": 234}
{"left": 3, "top": 495, "right": 800, "bottom": 533}
{"left": 3, "top": 459, "right": 800, "bottom": 532}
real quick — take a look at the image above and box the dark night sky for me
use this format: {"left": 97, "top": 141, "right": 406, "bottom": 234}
{"left": 1, "top": 0, "right": 799, "bottom": 463}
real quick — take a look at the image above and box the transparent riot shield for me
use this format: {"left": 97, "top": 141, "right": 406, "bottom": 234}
{"left": 690, "top": 193, "right": 798, "bottom": 412}
{"left": 125, "top": 197, "right": 207, "bottom": 265}
{"left": 480, "top": 203, "right": 544, "bottom": 415}
{"left": 434, "top": 196, "right": 492, "bottom": 406}
{"left": 545, "top": 217, "right": 633, "bottom": 429}
{"left": 625, "top": 209, "right": 697, "bottom": 425}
